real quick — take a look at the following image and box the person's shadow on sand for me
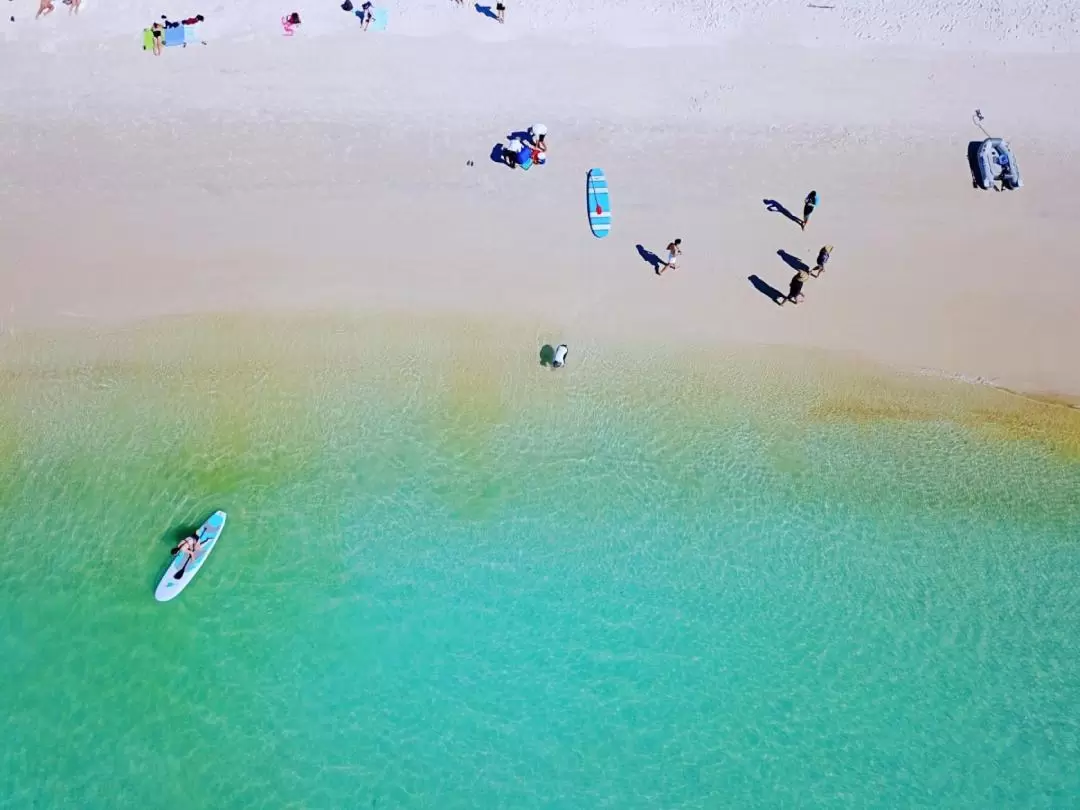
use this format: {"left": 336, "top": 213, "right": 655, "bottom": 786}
{"left": 636, "top": 244, "right": 665, "bottom": 274}
{"left": 475, "top": 4, "right": 498, "bottom": 20}
{"left": 748, "top": 275, "right": 786, "bottom": 305}
{"left": 763, "top": 198, "right": 803, "bottom": 226}
{"left": 490, "top": 143, "right": 515, "bottom": 168}
{"left": 966, "top": 141, "right": 983, "bottom": 189}
{"left": 777, "top": 249, "right": 809, "bottom": 272}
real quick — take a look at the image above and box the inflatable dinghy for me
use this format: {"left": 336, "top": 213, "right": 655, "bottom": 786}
{"left": 976, "top": 138, "right": 1022, "bottom": 191}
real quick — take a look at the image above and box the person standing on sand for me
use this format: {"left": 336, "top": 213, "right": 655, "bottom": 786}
{"left": 781, "top": 269, "right": 808, "bottom": 305}
{"left": 496, "top": 1, "right": 506, "bottom": 23}
{"left": 35, "top": 0, "right": 55, "bottom": 18}
{"left": 659, "top": 238, "right": 682, "bottom": 274}
{"left": 150, "top": 22, "right": 164, "bottom": 55}
{"left": 810, "top": 245, "right": 833, "bottom": 277}
{"left": 69, "top": 0, "right": 80, "bottom": 14}
{"left": 801, "top": 190, "right": 819, "bottom": 231}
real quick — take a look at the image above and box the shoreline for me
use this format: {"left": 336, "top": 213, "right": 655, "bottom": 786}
{"left": 6, "top": 306, "right": 1080, "bottom": 411}
{"left": 4, "top": 311, "right": 1080, "bottom": 461}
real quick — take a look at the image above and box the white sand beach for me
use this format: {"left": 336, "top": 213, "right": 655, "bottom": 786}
{"left": 2, "top": 0, "right": 1079, "bottom": 397}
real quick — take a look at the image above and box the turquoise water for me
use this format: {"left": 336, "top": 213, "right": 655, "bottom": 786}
{"left": 2, "top": 316, "right": 1079, "bottom": 809}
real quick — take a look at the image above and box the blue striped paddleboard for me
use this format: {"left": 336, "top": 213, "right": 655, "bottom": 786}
{"left": 155, "top": 511, "right": 227, "bottom": 602}
{"left": 587, "top": 168, "right": 611, "bottom": 238}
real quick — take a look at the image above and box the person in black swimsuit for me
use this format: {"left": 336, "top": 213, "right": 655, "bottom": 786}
{"left": 151, "top": 22, "right": 164, "bottom": 55}
{"left": 496, "top": 1, "right": 506, "bottom": 23}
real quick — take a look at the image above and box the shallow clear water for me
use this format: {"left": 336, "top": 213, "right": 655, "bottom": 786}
{"left": 2, "top": 316, "right": 1079, "bottom": 809}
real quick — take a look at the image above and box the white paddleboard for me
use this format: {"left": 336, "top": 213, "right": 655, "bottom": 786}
{"left": 155, "top": 511, "right": 227, "bottom": 602}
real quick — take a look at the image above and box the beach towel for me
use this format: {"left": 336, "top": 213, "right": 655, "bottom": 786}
{"left": 163, "top": 25, "right": 185, "bottom": 46}
{"left": 368, "top": 7, "right": 388, "bottom": 31}
{"left": 142, "top": 28, "right": 154, "bottom": 50}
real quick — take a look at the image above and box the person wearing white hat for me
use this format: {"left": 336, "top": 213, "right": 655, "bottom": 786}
{"left": 528, "top": 124, "right": 548, "bottom": 152}
{"left": 503, "top": 136, "right": 524, "bottom": 168}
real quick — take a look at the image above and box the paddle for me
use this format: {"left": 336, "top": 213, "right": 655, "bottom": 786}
{"left": 174, "top": 551, "right": 195, "bottom": 579}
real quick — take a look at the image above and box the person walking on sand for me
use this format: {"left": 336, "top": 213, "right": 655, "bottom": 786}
{"left": 781, "top": 269, "right": 808, "bottom": 305}
{"left": 810, "top": 245, "right": 833, "bottom": 277}
{"left": 35, "top": 0, "right": 55, "bottom": 18}
{"left": 801, "top": 190, "right": 819, "bottom": 231}
{"left": 69, "top": 0, "right": 80, "bottom": 14}
{"left": 658, "top": 238, "right": 682, "bottom": 274}
{"left": 496, "top": 1, "right": 506, "bottom": 23}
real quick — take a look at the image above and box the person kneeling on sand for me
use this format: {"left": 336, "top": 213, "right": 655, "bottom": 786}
{"left": 503, "top": 137, "right": 524, "bottom": 168}
{"left": 527, "top": 124, "right": 548, "bottom": 152}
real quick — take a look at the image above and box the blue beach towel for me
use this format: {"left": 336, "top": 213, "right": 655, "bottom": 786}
{"left": 163, "top": 25, "right": 185, "bottom": 46}
{"left": 369, "top": 7, "right": 388, "bottom": 31}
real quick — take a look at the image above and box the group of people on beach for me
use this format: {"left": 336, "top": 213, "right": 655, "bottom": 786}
{"left": 781, "top": 190, "right": 829, "bottom": 305}
{"left": 760, "top": 189, "right": 833, "bottom": 306}
{"left": 502, "top": 124, "right": 548, "bottom": 169}
{"left": 782, "top": 243, "right": 833, "bottom": 306}
{"left": 341, "top": 0, "right": 376, "bottom": 30}
{"left": 654, "top": 190, "right": 831, "bottom": 305}
{"left": 35, "top": 0, "right": 79, "bottom": 18}
{"left": 146, "top": 13, "right": 205, "bottom": 55}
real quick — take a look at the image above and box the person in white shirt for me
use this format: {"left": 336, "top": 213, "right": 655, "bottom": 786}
{"left": 552, "top": 344, "right": 568, "bottom": 368}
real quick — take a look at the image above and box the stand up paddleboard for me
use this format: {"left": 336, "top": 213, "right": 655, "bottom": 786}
{"left": 155, "top": 511, "right": 227, "bottom": 602}
{"left": 586, "top": 168, "right": 611, "bottom": 238}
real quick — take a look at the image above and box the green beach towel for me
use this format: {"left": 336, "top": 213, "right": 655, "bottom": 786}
{"left": 142, "top": 28, "right": 154, "bottom": 50}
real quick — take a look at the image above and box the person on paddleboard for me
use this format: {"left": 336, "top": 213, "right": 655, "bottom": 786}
{"left": 172, "top": 533, "right": 205, "bottom": 560}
